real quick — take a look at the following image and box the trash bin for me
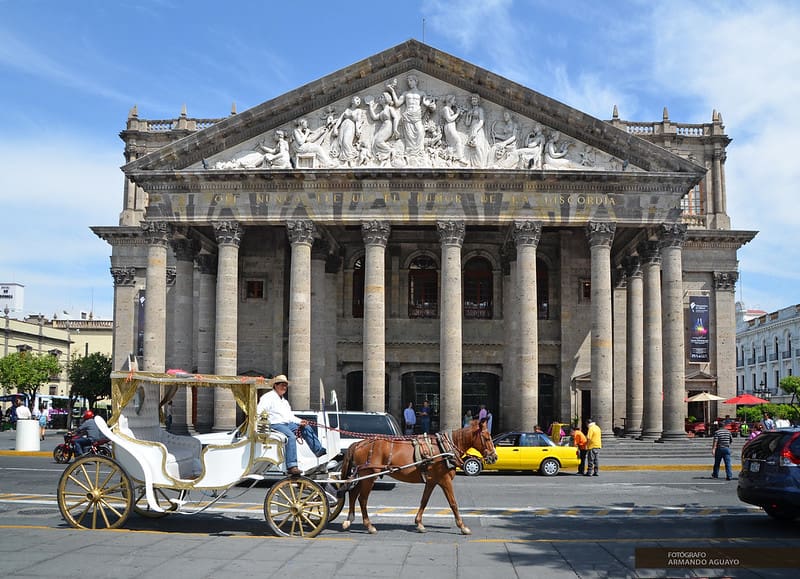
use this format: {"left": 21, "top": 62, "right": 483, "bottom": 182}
{"left": 15, "top": 419, "right": 40, "bottom": 451}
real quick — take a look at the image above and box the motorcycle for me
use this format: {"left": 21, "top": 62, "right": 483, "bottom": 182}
{"left": 53, "top": 430, "right": 112, "bottom": 463}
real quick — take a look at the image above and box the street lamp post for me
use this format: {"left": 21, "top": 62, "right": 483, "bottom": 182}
{"left": 755, "top": 380, "right": 772, "bottom": 402}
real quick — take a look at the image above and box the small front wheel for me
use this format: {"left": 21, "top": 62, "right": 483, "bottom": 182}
{"left": 264, "top": 476, "right": 329, "bottom": 538}
{"left": 53, "top": 445, "right": 72, "bottom": 464}
{"left": 539, "top": 457, "right": 560, "bottom": 477}
{"left": 462, "top": 457, "right": 483, "bottom": 477}
{"left": 57, "top": 456, "right": 133, "bottom": 529}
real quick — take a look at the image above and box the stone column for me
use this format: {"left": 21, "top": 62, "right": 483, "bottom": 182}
{"left": 660, "top": 223, "right": 688, "bottom": 440}
{"left": 168, "top": 236, "right": 196, "bottom": 435}
{"left": 310, "top": 243, "right": 327, "bottom": 407}
{"left": 612, "top": 266, "right": 627, "bottom": 432}
{"left": 623, "top": 256, "right": 644, "bottom": 437}
{"left": 714, "top": 272, "right": 739, "bottom": 402}
{"left": 194, "top": 253, "right": 217, "bottom": 432}
{"left": 586, "top": 221, "right": 616, "bottom": 433}
{"left": 639, "top": 240, "right": 663, "bottom": 439}
{"left": 513, "top": 221, "right": 541, "bottom": 429}
{"left": 213, "top": 221, "right": 243, "bottom": 431}
{"left": 438, "top": 220, "right": 465, "bottom": 433}
{"left": 142, "top": 221, "right": 169, "bottom": 374}
{"left": 110, "top": 266, "right": 137, "bottom": 372}
{"left": 362, "top": 221, "right": 390, "bottom": 413}
{"left": 287, "top": 220, "right": 316, "bottom": 410}
{"left": 501, "top": 255, "right": 518, "bottom": 430}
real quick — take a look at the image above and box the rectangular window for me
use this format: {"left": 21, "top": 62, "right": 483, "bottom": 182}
{"left": 580, "top": 279, "right": 591, "bottom": 303}
{"left": 680, "top": 183, "right": 704, "bottom": 215}
{"left": 243, "top": 279, "right": 265, "bottom": 300}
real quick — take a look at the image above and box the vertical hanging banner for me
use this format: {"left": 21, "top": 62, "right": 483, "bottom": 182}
{"left": 689, "top": 296, "right": 710, "bottom": 363}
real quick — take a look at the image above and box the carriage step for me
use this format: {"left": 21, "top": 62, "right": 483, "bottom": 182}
{"left": 243, "top": 474, "right": 266, "bottom": 481}
{"left": 168, "top": 498, "right": 188, "bottom": 507}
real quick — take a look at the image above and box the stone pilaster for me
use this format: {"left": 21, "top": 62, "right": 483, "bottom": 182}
{"left": 110, "top": 266, "right": 137, "bottom": 372}
{"left": 362, "top": 220, "right": 390, "bottom": 413}
{"left": 194, "top": 253, "right": 217, "bottom": 432}
{"left": 623, "top": 256, "right": 644, "bottom": 437}
{"left": 660, "top": 223, "right": 688, "bottom": 440}
{"left": 513, "top": 220, "right": 541, "bottom": 430}
{"left": 213, "top": 220, "right": 243, "bottom": 431}
{"left": 613, "top": 266, "right": 627, "bottom": 432}
{"left": 287, "top": 220, "right": 316, "bottom": 410}
{"left": 438, "top": 220, "right": 465, "bottom": 433}
{"left": 639, "top": 240, "right": 663, "bottom": 439}
{"left": 714, "top": 271, "right": 739, "bottom": 404}
{"left": 310, "top": 242, "right": 327, "bottom": 408}
{"left": 168, "top": 235, "right": 197, "bottom": 435}
{"left": 586, "top": 221, "right": 616, "bottom": 433}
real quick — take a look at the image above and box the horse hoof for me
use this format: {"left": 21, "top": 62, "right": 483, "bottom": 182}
{"left": 415, "top": 524, "right": 426, "bottom": 533}
{"left": 368, "top": 525, "right": 378, "bottom": 534}
{"left": 460, "top": 526, "right": 472, "bottom": 535}
{"left": 342, "top": 520, "right": 351, "bottom": 531}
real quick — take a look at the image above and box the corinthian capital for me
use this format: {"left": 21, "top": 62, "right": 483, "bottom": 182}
{"left": 213, "top": 221, "right": 243, "bottom": 246}
{"left": 141, "top": 221, "right": 169, "bottom": 247}
{"left": 110, "top": 267, "right": 136, "bottom": 287}
{"left": 660, "top": 222, "right": 687, "bottom": 249}
{"left": 714, "top": 271, "right": 739, "bottom": 291}
{"left": 512, "top": 220, "right": 542, "bottom": 247}
{"left": 361, "top": 221, "right": 391, "bottom": 247}
{"left": 586, "top": 221, "right": 616, "bottom": 248}
{"left": 436, "top": 220, "right": 465, "bottom": 247}
{"left": 287, "top": 220, "right": 317, "bottom": 246}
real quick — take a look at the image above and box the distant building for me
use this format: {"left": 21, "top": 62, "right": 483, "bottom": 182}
{"left": 0, "top": 283, "right": 24, "bottom": 317}
{"left": 1, "top": 313, "right": 112, "bottom": 397}
{"left": 736, "top": 302, "right": 800, "bottom": 404}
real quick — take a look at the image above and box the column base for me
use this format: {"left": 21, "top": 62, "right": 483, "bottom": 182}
{"left": 657, "top": 430, "right": 688, "bottom": 442}
{"left": 637, "top": 430, "right": 661, "bottom": 440}
{"left": 624, "top": 429, "right": 642, "bottom": 439}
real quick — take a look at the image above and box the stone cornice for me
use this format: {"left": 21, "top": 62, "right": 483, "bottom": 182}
{"left": 91, "top": 226, "right": 146, "bottom": 246}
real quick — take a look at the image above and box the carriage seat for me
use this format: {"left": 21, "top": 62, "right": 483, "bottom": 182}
{"left": 116, "top": 414, "right": 202, "bottom": 480}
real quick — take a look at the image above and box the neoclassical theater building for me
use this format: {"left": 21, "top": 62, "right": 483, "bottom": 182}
{"left": 93, "top": 41, "right": 755, "bottom": 437}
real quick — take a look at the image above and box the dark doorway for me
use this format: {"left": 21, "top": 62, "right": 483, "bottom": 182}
{"left": 462, "top": 372, "right": 499, "bottom": 421}
{"left": 346, "top": 371, "right": 363, "bottom": 410}
{"left": 402, "top": 372, "right": 440, "bottom": 432}
{"left": 580, "top": 389, "right": 592, "bottom": 427}
{"left": 538, "top": 373, "right": 555, "bottom": 429}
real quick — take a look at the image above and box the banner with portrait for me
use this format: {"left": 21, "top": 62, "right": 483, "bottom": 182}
{"left": 688, "top": 295, "right": 710, "bottom": 363}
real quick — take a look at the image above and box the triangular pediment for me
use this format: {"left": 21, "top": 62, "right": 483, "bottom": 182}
{"left": 124, "top": 40, "right": 701, "bottom": 177}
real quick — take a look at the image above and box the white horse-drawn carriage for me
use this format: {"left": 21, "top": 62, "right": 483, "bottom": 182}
{"left": 56, "top": 370, "right": 345, "bottom": 537}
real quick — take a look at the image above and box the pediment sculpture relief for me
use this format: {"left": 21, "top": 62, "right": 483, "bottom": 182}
{"left": 208, "top": 73, "right": 638, "bottom": 172}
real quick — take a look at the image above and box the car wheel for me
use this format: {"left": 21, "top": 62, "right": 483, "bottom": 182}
{"left": 539, "top": 458, "right": 560, "bottom": 476}
{"left": 463, "top": 457, "right": 482, "bottom": 477}
{"left": 764, "top": 505, "right": 799, "bottom": 521}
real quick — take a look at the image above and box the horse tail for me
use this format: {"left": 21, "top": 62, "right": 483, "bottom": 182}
{"left": 341, "top": 443, "right": 355, "bottom": 480}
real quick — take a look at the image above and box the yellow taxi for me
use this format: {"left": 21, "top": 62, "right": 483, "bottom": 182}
{"left": 463, "top": 431, "right": 579, "bottom": 476}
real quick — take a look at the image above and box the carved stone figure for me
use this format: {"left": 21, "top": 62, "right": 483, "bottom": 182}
{"left": 441, "top": 94, "right": 465, "bottom": 163}
{"left": 386, "top": 75, "right": 437, "bottom": 166}
{"left": 332, "top": 96, "right": 366, "bottom": 166}
{"left": 514, "top": 125, "right": 546, "bottom": 170}
{"left": 543, "top": 130, "right": 574, "bottom": 169}
{"left": 291, "top": 118, "right": 336, "bottom": 168}
{"left": 464, "top": 93, "right": 489, "bottom": 168}
{"left": 368, "top": 92, "right": 400, "bottom": 166}
{"left": 258, "top": 130, "right": 291, "bottom": 169}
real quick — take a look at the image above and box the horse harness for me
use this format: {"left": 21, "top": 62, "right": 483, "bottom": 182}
{"left": 353, "top": 432, "right": 462, "bottom": 483}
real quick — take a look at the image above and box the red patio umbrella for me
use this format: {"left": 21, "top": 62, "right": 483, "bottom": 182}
{"left": 723, "top": 393, "right": 771, "bottom": 405}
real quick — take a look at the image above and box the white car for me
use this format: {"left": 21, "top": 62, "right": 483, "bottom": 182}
{"left": 296, "top": 411, "right": 402, "bottom": 450}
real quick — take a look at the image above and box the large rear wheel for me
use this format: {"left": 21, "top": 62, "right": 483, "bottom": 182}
{"left": 57, "top": 456, "right": 133, "bottom": 529}
{"left": 264, "top": 477, "right": 329, "bottom": 538}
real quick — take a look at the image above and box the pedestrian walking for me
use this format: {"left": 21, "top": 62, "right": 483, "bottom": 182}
{"left": 403, "top": 402, "right": 417, "bottom": 435}
{"left": 712, "top": 423, "right": 734, "bottom": 480}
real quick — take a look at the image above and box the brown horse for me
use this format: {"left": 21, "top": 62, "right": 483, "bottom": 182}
{"left": 340, "top": 418, "right": 497, "bottom": 534}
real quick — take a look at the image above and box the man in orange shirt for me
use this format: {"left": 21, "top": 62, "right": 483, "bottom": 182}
{"left": 570, "top": 425, "right": 588, "bottom": 475}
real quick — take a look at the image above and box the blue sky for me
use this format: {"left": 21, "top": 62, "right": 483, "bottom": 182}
{"left": 1, "top": 0, "right": 798, "bottom": 320}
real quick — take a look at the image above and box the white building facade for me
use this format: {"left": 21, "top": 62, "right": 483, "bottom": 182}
{"left": 93, "top": 42, "right": 755, "bottom": 437}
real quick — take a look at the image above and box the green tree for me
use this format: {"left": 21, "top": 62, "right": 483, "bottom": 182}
{"left": 67, "top": 352, "right": 112, "bottom": 411}
{"left": 779, "top": 376, "right": 800, "bottom": 405}
{"left": 0, "top": 352, "right": 62, "bottom": 410}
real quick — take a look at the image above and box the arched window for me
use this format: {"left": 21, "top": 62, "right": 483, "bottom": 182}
{"left": 537, "top": 259, "right": 549, "bottom": 320}
{"left": 464, "top": 257, "right": 493, "bottom": 319}
{"left": 352, "top": 256, "right": 364, "bottom": 318}
{"left": 408, "top": 255, "right": 438, "bottom": 318}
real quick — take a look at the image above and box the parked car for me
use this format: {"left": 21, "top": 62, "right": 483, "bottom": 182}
{"left": 463, "top": 431, "right": 580, "bottom": 476}
{"left": 296, "top": 411, "right": 402, "bottom": 450}
{"left": 737, "top": 427, "right": 800, "bottom": 520}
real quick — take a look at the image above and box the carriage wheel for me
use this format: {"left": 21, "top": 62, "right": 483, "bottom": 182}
{"left": 264, "top": 476, "right": 329, "bottom": 538}
{"left": 57, "top": 456, "right": 133, "bottom": 530}
{"left": 132, "top": 485, "right": 180, "bottom": 518}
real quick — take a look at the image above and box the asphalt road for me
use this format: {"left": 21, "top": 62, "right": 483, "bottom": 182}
{"left": 1, "top": 452, "right": 798, "bottom": 578}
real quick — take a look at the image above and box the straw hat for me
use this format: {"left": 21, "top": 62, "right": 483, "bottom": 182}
{"left": 270, "top": 375, "right": 289, "bottom": 387}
